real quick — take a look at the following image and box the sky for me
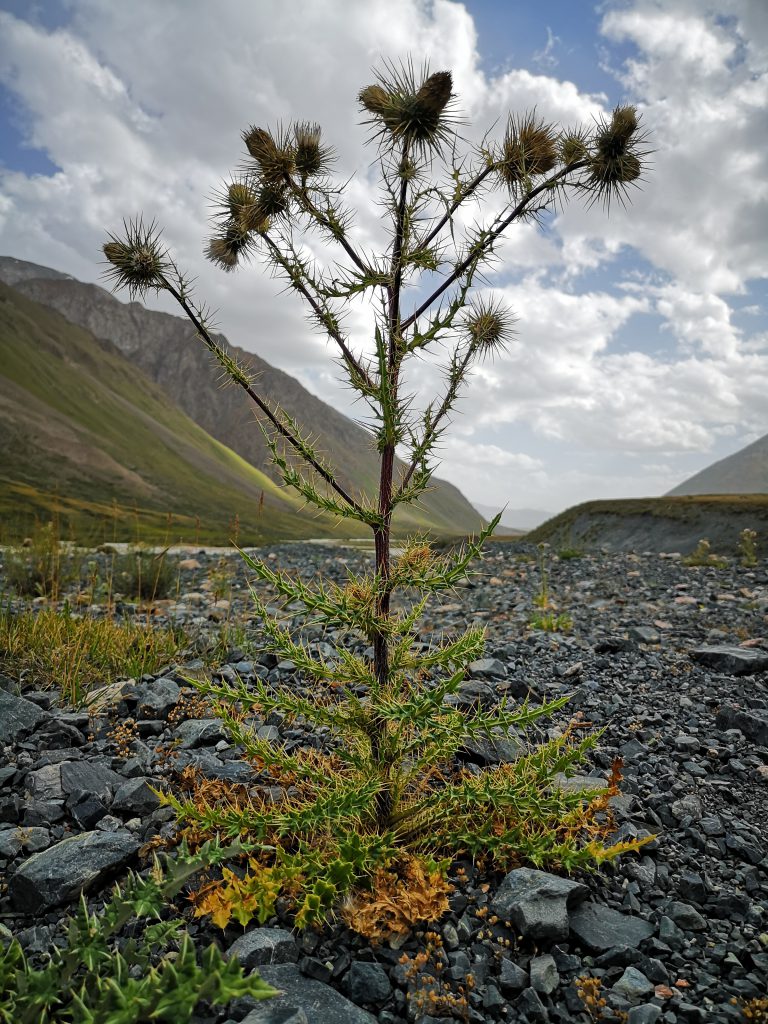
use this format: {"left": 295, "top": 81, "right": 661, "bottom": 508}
{"left": 0, "top": 0, "right": 766, "bottom": 518}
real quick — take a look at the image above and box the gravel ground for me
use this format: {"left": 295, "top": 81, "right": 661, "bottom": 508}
{"left": 1, "top": 541, "right": 767, "bottom": 1023}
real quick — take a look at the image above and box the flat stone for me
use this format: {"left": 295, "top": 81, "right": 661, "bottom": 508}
{"left": 61, "top": 761, "right": 124, "bottom": 802}
{"left": 689, "top": 645, "right": 768, "bottom": 676}
{"left": 457, "top": 729, "right": 523, "bottom": 766}
{"left": 613, "top": 966, "right": 654, "bottom": 1000}
{"left": 8, "top": 830, "right": 140, "bottom": 913}
{"left": 491, "top": 867, "right": 588, "bottom": 943}
{"left": 247, "top": 965, "right": 376, "bottom": 1024}
{"left": 174, "top": 718, "right": 225, "bottom": 749}
{"left": 0, "top": 689, "right": 48, "bottom": 743}
{"left": 716, "top": 705, "right": 768, "bottom": 746}
{"left": 627, "top": 1006, "right": 662, "bottom": 1024}
{"left": 570, "top": 903, "right": 655, "bottom": 952}
{"left": 227, "top": 928, "right": 299, "bottom": 971}
{"left": 468, "top": 658, "right": 507, "bottom": 678}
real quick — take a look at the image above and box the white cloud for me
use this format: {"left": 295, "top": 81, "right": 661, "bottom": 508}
{"left": 0, "top": 0, "right": 766, "bottom": 512}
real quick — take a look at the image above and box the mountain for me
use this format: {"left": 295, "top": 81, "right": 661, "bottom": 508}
{"left": 667, "top": 433, "right": 768, "bottom": 496}
{"left": 0, "top": 280, "right": 352, "bottom": 543}
{"left": 0, "top": 257, "right": 482, "bottom": 541}
{"left": 472, "top": 503, "right": 552, "bottom": 532}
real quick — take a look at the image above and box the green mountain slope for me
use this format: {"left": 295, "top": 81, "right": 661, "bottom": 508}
{"left": 0, "top": 257, "right": 481, "bottom": 536}
{"left": 667, "top": 433, "right": 768, "bottom": 495}
{"left": 0, "top": 281, "right": 358, "bottom": 543}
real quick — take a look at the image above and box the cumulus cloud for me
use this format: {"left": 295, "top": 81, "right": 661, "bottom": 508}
{"left": 0, "top": 0, "right": 766, "bottom": 511}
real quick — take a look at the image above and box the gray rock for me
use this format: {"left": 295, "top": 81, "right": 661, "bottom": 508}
{"left": 175, "top": 718, "right": 226, "bottom": 749}
{"left": 613, "top": 966, "right": 654, "bottom": 1000}
{"left": 499, "top": 958, "right": 529, "bottom": 992}
{"left": 570, "top": 903, "right": 654, "bottom": 952}
{"left": 529, "top": 954, "right": 559, "bottom": 995}
{"left": 111, "top": 777, "right": 161, "bottom": 816}
{"left": 670, "top": 794, "right": 703, "bottom": 821}
{"left": 667, "top": 901, "right": 707, "bottom": 931}
{"left": 249, "top": 965, "right": 376, "bottom": 1023}
{"left": 690, "top": 645, "right": 768, "bottom": 675}
{"left": 0, "top": 689, "right": 48, "bottom": 743}
{"left": 8, "top": 830, "right": 140, "bottom": 913}
{"left": 228, "top": 928, "right": 299, "bottom": 971}
{"left": 341, "top": 962, "right": 391, "bottom": 1004}
{"left": 658, "top": 916, "right": 685, "bottom": 950}
{"left": 25, "top": 763, "right": 65, "bottom": 800}
{"left": 627, "top": 1006, "right": 662, "bottom": 1024}
{"left": 467, "top": 658, "right": 507, "bottom": 677}
{"left": 136, "top": 677, "right": 180, "bottom": 717}
{"left": 241, "top": 1007, "right": 308, "bottom": 1024}
{"left": 514, "top": 986, "right": 549, "bottom": 1022}
{"left": 715, "top": 705, "right": 768, "bottom": 746}
{"left": 61, "top": 761, "right": 124, "bottom": 802}
{"left": 457, "top": 729, "right": 523, "bottom": 765}
{"left": 491, "top": 867, "right": 588, "bottom": 942}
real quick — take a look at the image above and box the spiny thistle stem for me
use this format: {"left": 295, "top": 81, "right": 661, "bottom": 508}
{"left": 160, "top": 274, "right": 366, "bottom": 517}
{"left": 400, "top": 159, "right": 588, "bottom": 333}
{"left": 261, "top": 234, "right": 374, "bottom": 391}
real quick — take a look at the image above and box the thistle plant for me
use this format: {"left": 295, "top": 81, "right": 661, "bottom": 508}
{"left": 104, "top": 62, "right": 651, "bottom": 930}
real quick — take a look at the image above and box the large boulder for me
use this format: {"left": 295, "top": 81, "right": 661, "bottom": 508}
{"left": 491, "top": 867, "right": 588, "bottom": 942}
{"left": 8, "top": 830, "right": 140, "bottom": 913}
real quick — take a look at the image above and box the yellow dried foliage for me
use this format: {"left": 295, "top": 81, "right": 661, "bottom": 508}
{"left": 341, "top": 856, "right": 453, "bottom": 943}
{"left": 190, "top": 860, "right": 282, "bottom": 929}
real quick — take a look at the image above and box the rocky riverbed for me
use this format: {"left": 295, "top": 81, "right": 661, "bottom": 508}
{"left": 1, "top": 541, "right": 767, "bottom": 1023}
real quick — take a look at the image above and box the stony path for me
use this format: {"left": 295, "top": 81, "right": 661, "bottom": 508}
{"left": 0, "top": 542, "right": 766, "bottom": 1022}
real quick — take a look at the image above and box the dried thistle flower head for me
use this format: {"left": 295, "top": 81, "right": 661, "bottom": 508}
{"left": 497, "top": 113, "right": 558, "bottom": 187}
{"left": 464, "top": 299, "right": 517, "bottom": 357}
{"left": 206, "top": 222, "right": 251, "bottom": 271}
{"left": 242, "top": 125, "right": 294, "bottom": 183}
{"left": 102, "top": 218, "right": 168, "bottom": 299}
{"left": 358, "top": 63, "right": 456, "bottom": 155}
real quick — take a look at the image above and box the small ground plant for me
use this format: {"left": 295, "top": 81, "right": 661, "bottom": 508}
{"left": 0, "top": 842, "right": 275, "bottom": 1023}
{"left": 529, "top": 543, "right": 573, "bottom": 632}
{"left": 105, "top": 62, "right": 651, "bottom": 930}
{"left": 682, "top": 538, "right": 728, "bottom": 569}
{"left": 738, "top": 527, "right": 758, "bottom": 567}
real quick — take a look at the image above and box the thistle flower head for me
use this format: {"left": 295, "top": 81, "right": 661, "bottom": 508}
{"left": 242, "top": 125, "right": 295, "bottom": 183}
{"left": 463, "top": 298, "right": 517, "bottom": 358}
{"left": 587, "top": 105, "right": 648, "bottom": 208}
{"left": 559, "top": 130, "right": 590, "bottom": 166}
{"left": 358, "top": 62, "right": 457, "bottom": 156}
{"left": 227, "top": 182, "right": 256, "bottom": 219}
{"left": 294, "top": 121, "right": 331, "bottom": 178}
{"left": 102, "top": 218, "right": 168, "bottom": 299}
{"left": 496, "top": 113, "right": 559, "bottom": 188}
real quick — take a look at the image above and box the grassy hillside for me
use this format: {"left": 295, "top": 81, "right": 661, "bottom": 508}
{"left": 0, "top": 281, "right": 365, "bottom": 544}
{"left": 528, "top": 495, "right": 768, "bottom": 554}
